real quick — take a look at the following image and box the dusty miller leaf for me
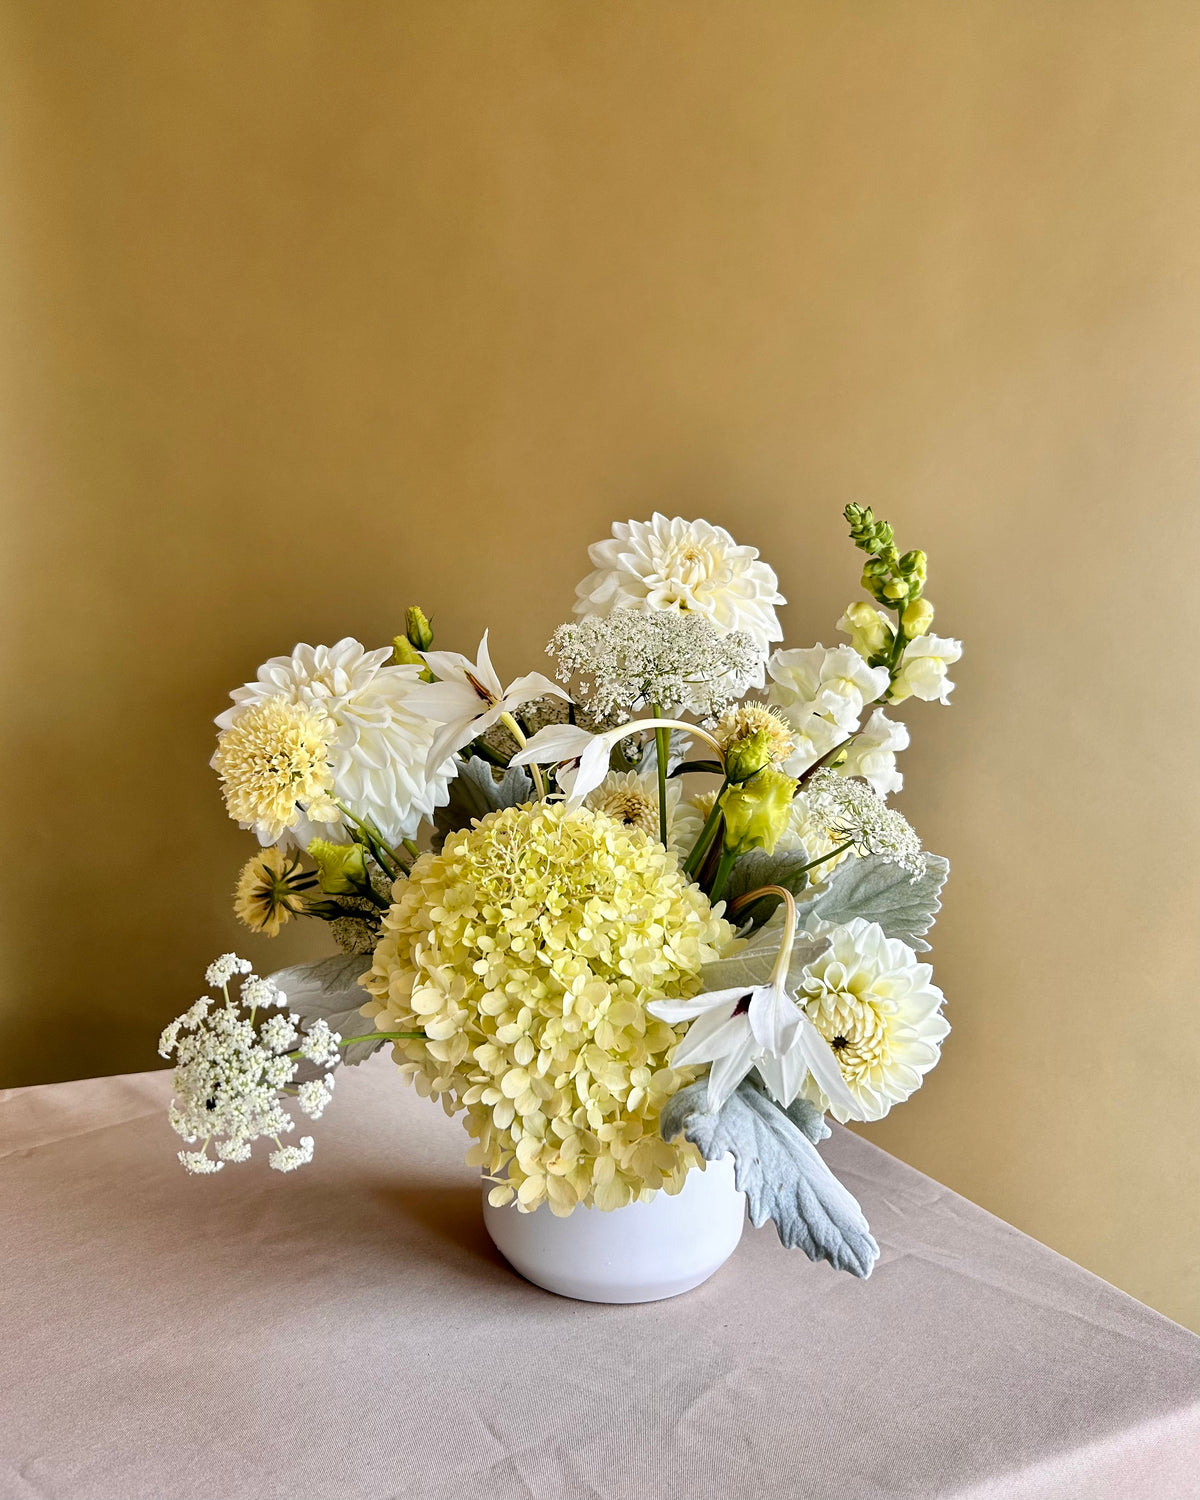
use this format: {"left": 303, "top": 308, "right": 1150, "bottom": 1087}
{"left": 661, "top": 1078, "right": 879, "bottom": 1277}
{"left": 722, "top": 849, "right": 812, "bottom": 930}
{"left": 797, "top": 852, "right": 949, "bottom": 952}
{"left": 700, "top": 919, "right": 830, "bottom": 994}
{"left": 432, "top": 756, "right": 534, "bottom": 850}
{"left": 270, "top": 954, "right": 380, "bottom": 1064}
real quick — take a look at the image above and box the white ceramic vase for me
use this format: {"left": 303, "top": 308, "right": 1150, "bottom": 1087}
{"left": 481, "top": 1156, "right": 746, "bottom": 1303}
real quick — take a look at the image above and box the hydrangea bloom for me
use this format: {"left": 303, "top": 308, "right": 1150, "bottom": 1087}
{"left": 362, "top": 803, "right": 734, "bottom": 1215}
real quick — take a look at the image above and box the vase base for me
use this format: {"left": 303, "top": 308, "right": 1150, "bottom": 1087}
{"left": 482, "top": 1156, "right": 745, "bottom": 1305}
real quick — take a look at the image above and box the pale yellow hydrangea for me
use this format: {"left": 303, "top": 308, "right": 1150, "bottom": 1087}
{"left": 362, "top": 802, "right": 734, "bottom": 1215}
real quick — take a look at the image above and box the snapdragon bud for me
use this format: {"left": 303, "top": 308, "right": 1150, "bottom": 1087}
{"left": 719, "top": 767, "right": 797, "bottom": 856}
{"left": 308, "top": 839, "right": 370, "bottom": 895}
{"left": 838, "top": 601, "right": 894, "bottom": 659}
{"left": 405, "top": 606, "right": 434, "bottom": 651}
{"left": 901, "top": 598, "right": 935, "bottom": 637}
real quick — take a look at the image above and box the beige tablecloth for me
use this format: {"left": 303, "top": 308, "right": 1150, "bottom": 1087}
{"left": 1, "top": 1058, "right": 1197, "bottom": 1500}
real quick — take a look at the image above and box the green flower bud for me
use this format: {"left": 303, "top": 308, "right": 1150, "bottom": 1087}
{"left": 405, "top": 606, "right": 434, "bottom": 651}
{"left": 882, "top": 579, "right": 908, "bottom": 601}
{"left": 720, "top": 767, "right": 797, "bottom": 856}
{"left": 308, "top": 839, "right": 370, "bottom": 895}
{"left": 391, "top": 635, "right": 424, "bottom": 668}
{"left": 898, "top": 549, "right": 927, "bottom": 580}
{"left": 901, "top": 598, "right": 935, "bottom": 638}
{"left": 392, "top": 634, "right": 434, "bottom": 681}
{"left": 724, "top": 728, "right": 774, "bottom": 783}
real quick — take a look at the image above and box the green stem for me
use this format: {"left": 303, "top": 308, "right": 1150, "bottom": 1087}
{"left": 334, "top": 800, "right": 405, "bottom": 880}
{"left": 708, "top": 847, "right": 739, "bottom": 904}
{"left": 650, "top": 703, "right": 669, "bottom": 846}
{"left": 498, "top": 711, "right": 546, "bottom": 799}
{"left": 683, "top": 781, "right": 728, "bottom": 877}
{"left": 402, "top": 838, "right": 420, "bottom": 859}
{"left": 338, "top": 1030, "right": 427, "bottom": 1047}
{"left": 794, "top": 837, "right": 856, "bottom": 875}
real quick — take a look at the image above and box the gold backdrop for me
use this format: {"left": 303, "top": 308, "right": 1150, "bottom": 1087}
{"left": 1, "top": 1, "right": 1196, "bottom": 1328}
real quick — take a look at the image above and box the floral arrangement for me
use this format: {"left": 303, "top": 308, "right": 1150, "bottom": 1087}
{"left": 161, "top": 508, "right": 962, "bottom": 1278}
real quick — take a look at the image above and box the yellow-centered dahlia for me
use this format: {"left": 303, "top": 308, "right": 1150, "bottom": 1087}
{"left": 213, "top": 697, "right": 338, "bottom": 844}
{"left": 362, "top": 802, "right": 734, "bottom": 1215}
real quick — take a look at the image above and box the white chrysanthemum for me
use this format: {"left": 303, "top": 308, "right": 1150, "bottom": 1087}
{"left": 585, "top": 768, "right": 705, "bottom": 860}
{"left": 573, "top": 515, "right": 785, "bottom": 670}
{"left": 216, "top": 638, "right": 453, "bottom": 847}
{"left": 796, "top": 919, "right": 948, "bottom": 1123}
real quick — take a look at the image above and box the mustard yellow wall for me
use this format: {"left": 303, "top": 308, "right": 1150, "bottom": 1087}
{"left": 1, "top": 1, "right": 1195, "bottom": 1327}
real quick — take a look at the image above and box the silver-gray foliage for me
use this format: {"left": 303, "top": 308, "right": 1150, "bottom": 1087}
{"left": 432, "top": 756, "right": 534, "bottom": 851}
{"left": 799, "top": 852, "right": 949, "bottom": 952}
{"left": 723, "top": 849, "right": 811, "bottom": 929}
{"left": 270, "top": 954, "right": 380, "bottom": 1064}
{"left": 660, "top": 1078, "right": 880, "bottom": 1278}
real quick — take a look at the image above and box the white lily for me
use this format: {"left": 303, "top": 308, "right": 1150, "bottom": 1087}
{"left": 510, "top": 717, "right": 724, "bottom": 809}
{"left": 408, "top": 631, "right": 566, "bottom": 776}
{"left": 647, "top": 887, "right": 860, "bottom": 1116}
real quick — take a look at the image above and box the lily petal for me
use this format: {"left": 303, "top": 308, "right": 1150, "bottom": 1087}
{"left": 503, "top": 672, "right": 569, "bottom": 710}
{"left": 795, "top": 1013, "right": 861, "bottom": 1118}
{"left": 747, "top": 981, "right": 803, "bottom": 1055}
{"left": 510, "top": 724, "right": 596, "bottom": 765}
{"left": 473, "top": 630, "right": 504, "bottom": 700}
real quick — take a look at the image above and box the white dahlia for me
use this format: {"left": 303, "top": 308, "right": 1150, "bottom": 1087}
{"left": 215, "top": 638, "right": 454, "bottom": 847}
{"left": 573, "top": 515, "right": 785, "bottom": 670}
{"left": 585, "top": 768, "right": 706, "bottom": 860}
{"left": 796, "top": 918, "right": 949, "bottom": 1123}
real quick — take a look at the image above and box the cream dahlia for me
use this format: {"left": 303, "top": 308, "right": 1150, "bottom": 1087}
{"left": 216, "top": 639, "right": 454, "bottom": 847}
{"left": 585, "top": 768, "right": 705, "bottom": 860}
{"left": 573, "top": 515, "right": 785, "bottom": 667}
{"left": 796, "top": 918, "right": 948, "bottom": 1123}
{"left": 212, "top": 697, "right": 338, "bottom": 845}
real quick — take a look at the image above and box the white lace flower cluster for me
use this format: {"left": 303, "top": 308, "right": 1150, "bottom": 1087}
{"left": 803, "top": 769, "right": 925, "bottom": 877}
{"left": 159, "top": 954, "right": 341, "bottom": 1175}
{"left": 549, "top": 609, "right": 760, "bottom": 721}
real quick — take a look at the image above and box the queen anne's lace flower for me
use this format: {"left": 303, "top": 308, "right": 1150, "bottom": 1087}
{"left": 216, "top": 639, "right": 454, "bottom": 847}
{"left": 212, "top": 698, "right": 339, "bottom": 845}
{"left": 549, "top": 609, "right": 760, "bottom": 721}
{"left": 803, "top": 769, "right": 925, "bottom": 877}
{"left": 796, "top": 918, "right": 948, "bottom": 1122}
{"left": 573, "top": 515, "right": 785, "bottom": 669}
{"left": 362, "top": 803, "right": 733, "bottom": 1215}
{"left": 585, "top": 768, "right": 705, "bottom": 860}
{"left": 160, "top": 958, "right": 341, "bottom": 1173}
